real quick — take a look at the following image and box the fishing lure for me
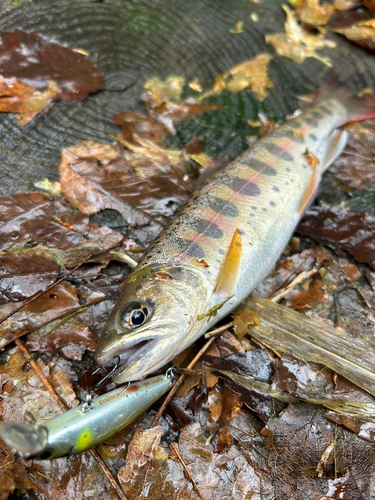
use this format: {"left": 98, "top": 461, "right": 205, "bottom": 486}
{"left": 0, "top": 368, "right": 177, "bottom": 459}
{"left": 95, "top": 77, "right": 375, "bottom": 383}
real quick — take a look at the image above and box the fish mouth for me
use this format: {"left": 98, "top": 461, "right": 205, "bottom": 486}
{"left": 112, "top": 338, "right": 160, "bottom": 375}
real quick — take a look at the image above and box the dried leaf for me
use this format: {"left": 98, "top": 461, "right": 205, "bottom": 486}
{"left": 143, "top": 75, "right": 185, "bottom": 104}
{"left": 265, "top": 5, "right": 336, "bottom": 66}
{"left": 232, "top": 307, "right": 260, "bottom": 339}
{"left": 212, "top": 53, "right": 274, "bottom": 101}
{"left": 292, "top": 0, "right": 335, "bottom": 26}
{"left": 333, "top": 17, "right": 375, "bottom": 40}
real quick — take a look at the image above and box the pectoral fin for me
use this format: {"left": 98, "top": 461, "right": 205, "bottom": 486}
{"left": 299, "top": 150, "right": 320, "bottom": 214}
{"left": 214, "top": 228, "right": 242, "bottom": 296}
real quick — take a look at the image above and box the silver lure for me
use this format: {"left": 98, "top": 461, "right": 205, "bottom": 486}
{"left": 0, "top": 369, "right": 176, "bottom": 460}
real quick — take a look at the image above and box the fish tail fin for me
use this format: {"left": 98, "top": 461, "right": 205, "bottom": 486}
{"left": 317, "top": 72, "right": 375, "bottom": 123}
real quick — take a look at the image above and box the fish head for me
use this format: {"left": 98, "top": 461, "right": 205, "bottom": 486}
{"left": 95, "top": 264, "right": 210, "bottom": 382}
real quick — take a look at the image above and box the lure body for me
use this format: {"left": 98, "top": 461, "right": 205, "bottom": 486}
{"left": 0, "top": 371, "right": 175, "bottom": 459}
{"left": 95, "top": 81, "right": 375, "bottom": 383}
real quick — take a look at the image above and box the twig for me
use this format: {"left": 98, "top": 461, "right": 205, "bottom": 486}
{"left": 151, "top": 337, "right": 215, "bottom": 427}
{"left": 15, "top": 339, "right": 66, "bottom": 411}
{"left": 170, "top": 443, "right": 207, "bottom": 500}
{"left": 269, "top": 267, "right": 319, "bottom": 303}
{"left": 15, "top": 342, "right": 128, "bottom": 500}
{"left": 204, "top": 321, "right": 234, "bottom": 339}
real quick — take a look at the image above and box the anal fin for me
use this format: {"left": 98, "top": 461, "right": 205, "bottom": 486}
{"left": 214, "top": 228, "right": 242, "bottom": 296}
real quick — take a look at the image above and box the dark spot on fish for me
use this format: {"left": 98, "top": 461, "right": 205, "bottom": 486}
{"left": 319, "top": 105, "right": 332, "bottom": 116}
{"left": 146, "top": 298, "right": 155, "bottom": 307}
{"left": 311, "top": 111, "right": 323, "bottom": 119}
{"left": 250, "top": 213, "right": 255, "bottom": 217}
{"left": 218, "top": 174, "right": 261, "bottom": 196}
{"left": 272, "top": 129, "right": 296, "bottom": 139}
{"left": 198, "top": 194, "right": 239, "bottom": 217}
{"left": 270, "top": 201, "right": 276, "bottom": 207}
{"left": 263, "top": 143, "right": 294, "bottom": 161}
{"left": 251, "top": 206, "right": 257, "bottom": 210}
{"left": 174, "top": 238, "right": 205, "bottom": 258}
{"left": 305, "top": 117, "right": 318, "bottom": 126}
{"left": 216, "top": 259, "right": 221, "bottom": 264}
{"left": 286, "top": 168, "right": 290, "bottom": 172}
{"left": 272, "top": 186, "right": 279, "bottom": 192}
{"left": 218, "top": 248, "right": 225, "bottom": 255}
{"left": 289, "top": 121, "right": 301, "bottom": 129}
{"left": 245, "top": 159, "right": 277, "bottom": 176}
{"left": 262, "top": 208, "right": 267, "bottom": 212}
{"left": 239, "top": 229, "right": 245, "bottom": 235}
{"left": 188, "top": 217, "right": 223, "bottom": 239}
{"left": 308, "top": 133, "right": 317, "bottom": 141}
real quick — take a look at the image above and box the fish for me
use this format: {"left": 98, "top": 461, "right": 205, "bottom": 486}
{"left": 0, "top": 369, "right": 177, "bottom": 459}
{"left": 95, "top": 77, "right": 375, "bottom": 383}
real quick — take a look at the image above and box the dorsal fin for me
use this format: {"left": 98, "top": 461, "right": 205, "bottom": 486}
{"left": 214, "top": 228, "right": 242, "bottom": 296}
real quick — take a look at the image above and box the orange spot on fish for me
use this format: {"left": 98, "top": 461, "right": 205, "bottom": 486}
{"left": 153, "top": 272, "right": 173, "bottom": 281}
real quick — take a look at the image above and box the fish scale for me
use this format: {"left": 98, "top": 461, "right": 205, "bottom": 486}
{"left": 95, "top": 82, "right": 375, "bottom": 383}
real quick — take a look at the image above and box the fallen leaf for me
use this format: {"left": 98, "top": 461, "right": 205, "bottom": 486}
{"left": 0, "top": 283, "right": 104, "bottom": 349}
{"left": 292, "top": 0, "right": 335, "bottom": 26}
{"left": 0, "top": 192, "right": 124, "bottom": 268}
{"left": 0, "top": 30, "right": 103, "bottom": 124}
{"left": 333, "top": 17, "right": 375, "bottom": 40}
{"left": 0, "top": 254, "right": 59, "bottom": 304}
{"left": 143, "top": 75, "right": 185, "bottom": 104}
{"left": 0, "top": 77, "right": 60, "bottom": 125}
{"left": 211, "top": 53, "right": 274, "bottom": 101}
{"left": 298, "top": 206, "right": 375, "bottom": 269}
{"left": 265, "top": 5, "right": 336, "bottom": 66}
{"left": 232, "top": 307, "right": 260, "bottom": 339}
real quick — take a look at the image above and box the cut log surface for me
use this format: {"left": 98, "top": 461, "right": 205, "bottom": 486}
{"left": 0, "top": 0, "right": 375, "bottom": 195}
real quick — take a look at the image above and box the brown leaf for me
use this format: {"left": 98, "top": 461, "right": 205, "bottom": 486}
{"left": 265, "top": 5, "right": 336, "bottom": 66}
{"left": 0, "top": 283, "right": 103, "bottom": 349}
{"left": 0, "top": 192, "right": 124, "bottom": 268}
{"left": 327, "top": 121, "right": 375, "bottom": 192}
{"left": 0, "top": 254, "right": 59, "bottom": 304}
{"left": 293, "top": 0, "right": 335, "bottom": 26}
{"left": 232, "top": 307, "right": 260, "bottom": 339}
{"left": 298, "top": 206, "right": 375, "bottom": 269}
{"left": 0, "top": 30, "right": 103, "bottom": 124}
{"left": 60, "top": 140, "right": 193, "bottom": 242}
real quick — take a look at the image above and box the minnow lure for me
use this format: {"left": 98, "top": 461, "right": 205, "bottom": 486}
{"left": 95, "top": 78, "right": 375, "bottom": 383}
{"left": 0, "top": 369, "right": 177, "bottom": 459}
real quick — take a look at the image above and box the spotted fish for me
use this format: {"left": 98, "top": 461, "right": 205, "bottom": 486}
{"left": 95, "top": 78, "right": 375, "bottom": 382}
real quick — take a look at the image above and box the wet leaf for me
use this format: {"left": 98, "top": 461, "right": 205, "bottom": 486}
{"left": 265, "top": 5, "right": 336, "bottom": 66}
{"left": 263, "top": 404, "right": 375, "bottom": 499}
{"left": 0, "top": 77, "right": 60, "bottom": 126}
{"left": 118, "top": 426, "right": 193, "bottom": 499}
{"left": 298, "top": 206, "right": 375, "bottom": 269}
{"left": 60, "top": 140, "right": 194, "bottom": 246}
{"left": 0, "top": 254, "right": 59, "bottom": 304}
{"left": 327, "top": 121, "right": 375, "bottom": 192}
{"left": 210, "top": 53, "right": 274, "bottom": 101}
{"left": 0, "top": 30, "right": 103, "bottom": 124}
{"left": 143, "top": 75, "right": 185, "bottom": 104}
{"left": 0, "top": 193, "right": 124, "bottom": 268}
{"left": 333, "top": 17, "right": 375, "bottom": 40}
{"left": 292, "top": 0, "right": 335, "bottom": 26}
{"left": 212, "top": 385, "right": 243, "bottom": 452}
{"left": 0, "top": 283, "right": 104, "bottom": 349}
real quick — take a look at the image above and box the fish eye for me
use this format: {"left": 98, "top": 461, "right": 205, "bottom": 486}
{"left": 121, "top": 301, "right": 151, "bottom": 329}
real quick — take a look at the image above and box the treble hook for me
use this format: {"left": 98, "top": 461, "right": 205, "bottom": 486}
{"left": 82, "top": 356, "right": 120, "bottom": 412}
